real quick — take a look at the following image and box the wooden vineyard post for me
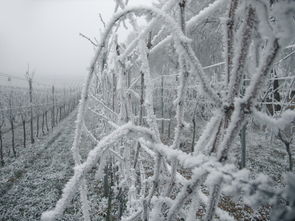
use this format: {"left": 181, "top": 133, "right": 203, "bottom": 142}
{"left": 26, "top": 68, "right": 35, "bottom": 144}
{"left": 51, "top": 85, "right": 55, "bottom": 129}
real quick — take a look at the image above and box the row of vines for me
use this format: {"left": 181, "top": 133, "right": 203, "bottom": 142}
{"left": 0, "top": 74, "right": 80, "bottom": 166}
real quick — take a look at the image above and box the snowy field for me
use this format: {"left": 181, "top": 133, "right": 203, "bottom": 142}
{"left": 0, "top": 110, "right": 293, "bottom": 220}
{"left": 0, "top": 112, "right": 77, "bottom": 220}
{"left": 1, "top": 0, "right": 295, "bottom": 220}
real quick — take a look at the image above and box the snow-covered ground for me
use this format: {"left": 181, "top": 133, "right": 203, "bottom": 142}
{"left": 0, "top": 112, "right": 77, "bottom": 220}
{"left": 0, "top": 107, "right": 293, "bottom": 221}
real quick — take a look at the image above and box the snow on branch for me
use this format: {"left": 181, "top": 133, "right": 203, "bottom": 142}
{"left": 90, "top": 94, "right": 119, "bottom": 118}
{"left": 138, "top": 39, "right": 161, "bottom": 142}
{"left": 194, "top": 110, "right": 223, "bottom": 155}
{"left": 101, "top": 5, "right": 221, "bottom": 106}
{"left": 217, "top": 37, "right": 280, "bottom": 162}
{"left": 118, "top": 0, "right": 179, "bottom": 60}
{"left": 41, "top": 122, "right": 159, "bottom": 220}
{"left": 227, "top": 5, "right": 257, "bottom": 104}
{"left": 243, "top": 37, "right": 280, "bottom": 103}
{"left": 181, "top": 43, "right": 222, "bottom": 106}
{"left": 186, "top": 0, "right": 228, "bottom": 32}
{"left": 87, "top": 107, "right": 119, "bottom": 128}
{"left": 253, "top": 109, "right": 295, "bottom": 133}
{"left": 150, "top": 0, "right": 228, "bottom": 57}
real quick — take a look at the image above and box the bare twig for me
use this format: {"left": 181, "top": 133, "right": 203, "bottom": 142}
{"left": 79, "top": 33, "right": 98, "bottom": 47}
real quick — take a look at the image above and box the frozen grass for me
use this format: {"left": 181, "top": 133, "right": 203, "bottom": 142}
{"left": 0, "top": 111, "right": 78, "bottom": 220}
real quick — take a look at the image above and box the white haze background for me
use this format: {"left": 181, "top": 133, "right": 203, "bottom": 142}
{"left": 0, "top": 0, "right": 150, "bottom": 86}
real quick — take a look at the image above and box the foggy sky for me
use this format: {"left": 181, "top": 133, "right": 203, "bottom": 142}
{"left": 0, "top": 0, "right": 151, "bottom": 87}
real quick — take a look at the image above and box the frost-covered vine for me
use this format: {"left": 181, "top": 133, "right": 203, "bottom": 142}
{"left": 42, "top": 0, "right": 295, "bottom": 220}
